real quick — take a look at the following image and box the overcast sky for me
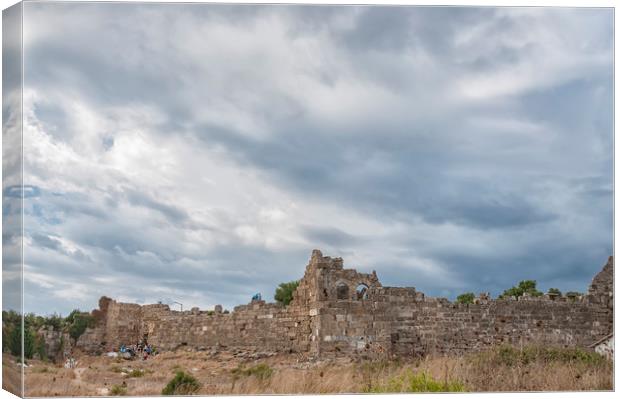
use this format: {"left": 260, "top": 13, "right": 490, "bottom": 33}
{"left": 13, "top": 3, "right": 613, "bottom": 315}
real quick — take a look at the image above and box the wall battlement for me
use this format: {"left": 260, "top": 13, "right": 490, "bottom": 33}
{"left": 76, "top": 251, "right": 614, "bottom": 359}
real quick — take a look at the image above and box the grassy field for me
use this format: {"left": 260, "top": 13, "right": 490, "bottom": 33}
{"left": 3, "top": 345, "right": 612, "bottom": 396}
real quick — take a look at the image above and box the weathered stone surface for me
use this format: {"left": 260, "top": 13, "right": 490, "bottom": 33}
{"left": 76, "top": 250, "right": 614, "bottom": 360}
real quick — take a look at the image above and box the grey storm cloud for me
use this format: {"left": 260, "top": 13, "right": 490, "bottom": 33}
{"left": 9, "top": 3, "right": 613, "bottom": 315}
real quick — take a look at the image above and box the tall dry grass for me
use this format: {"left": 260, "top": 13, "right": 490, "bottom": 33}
{"left": 14, "top": 345, "right": 613, "bottom": 396}
{"left": 2, "top": 355, "right": 22, "bottom": 396}
{"left": 207, "top": 346, "right": 613, "bottom": 394}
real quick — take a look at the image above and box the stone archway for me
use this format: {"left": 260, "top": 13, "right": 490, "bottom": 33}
{"left": 356, "top": 283, "right": 369, "bottom": 300}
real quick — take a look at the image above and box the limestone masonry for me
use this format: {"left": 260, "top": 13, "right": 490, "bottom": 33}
{"left": 75, "top": 250, "right": 614, "bottom": 360}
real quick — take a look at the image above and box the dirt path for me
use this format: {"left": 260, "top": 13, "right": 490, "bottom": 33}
{"left": 70, "top": 367, "right": 92, "bottom": 394}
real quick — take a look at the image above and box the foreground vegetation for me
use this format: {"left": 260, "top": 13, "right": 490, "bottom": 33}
{"left": 4, "top": 344, "right": 610, "bottom": 396}
{"left": 2, "top": 309, "right": 95, "bottom": 361}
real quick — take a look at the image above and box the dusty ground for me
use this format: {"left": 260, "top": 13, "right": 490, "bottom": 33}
{"left": 2, "top": 355, "right": 21, "bottom": 396}
{"left": 3, "top": 346, "right": 613, "bottom": 396}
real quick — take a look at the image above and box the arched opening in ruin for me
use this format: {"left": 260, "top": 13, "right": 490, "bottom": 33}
{"left": 356, "top": 283, "right": 369, "bottom": 300}
{"left": 336, "top": 283, "right": 349, "bottom": 300}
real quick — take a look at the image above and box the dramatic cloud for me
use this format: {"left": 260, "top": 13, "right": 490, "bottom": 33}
{"left": 13, "top": 3, "right": 613, "bottom": 315}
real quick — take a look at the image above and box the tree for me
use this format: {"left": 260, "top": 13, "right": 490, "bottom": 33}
{"left": 65, "top": 309, "right": 82, "bottom": 325}
{"left": 274, "top": 280, "right": 300, "bottom": 306}
{"left": 499, "top": 280, "right": 543, "bottom": 299}
{"left": 8, "top": 325, "right": 21, "bottom": 357}
{"left": 7, "top": 325, "right": 36, "bottom": 359}
{"left": 548, "top": 288, "right": 562, "bottom": 296}
{"left": 66, "top": 310, "right": 94, "bottom": 342}
{"left": 24, "top": 328, "right": 36, "bottom": 359}
{"left": 456, "top": 292, "right": 475, "bottom": 304}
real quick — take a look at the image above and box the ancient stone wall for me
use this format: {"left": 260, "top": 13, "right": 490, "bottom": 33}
{"left": 76, "top": 250, "right": 614, "bottom": 360}
{"left": 313, "top": 255, "right": 613, "bottom": 359}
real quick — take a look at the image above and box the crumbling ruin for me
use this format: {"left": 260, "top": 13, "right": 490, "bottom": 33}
{"left": 75, "top": 250, "right": 614, "bottom": 360}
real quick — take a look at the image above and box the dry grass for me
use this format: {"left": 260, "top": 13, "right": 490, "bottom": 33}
{"left": 2, "top": 355, "right": 22, "bottom": 396}
{"left": 10, "top": 345, "right": 612, "bottom": 396}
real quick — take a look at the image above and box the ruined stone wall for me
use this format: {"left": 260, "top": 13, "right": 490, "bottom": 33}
{"left": 79, "top": 296, "right": 315, "bottom": 355}
{"left": 312, "top": 256, "right": 613, "bottom": 359}
{"left": 76, "top": 251, "right": 614, "bottom": 360}
{"left": 139, "top": 301, "right": 305, "bottom": 353}
{"left": 104, "top": 301, "right": 143, "bottom": 347}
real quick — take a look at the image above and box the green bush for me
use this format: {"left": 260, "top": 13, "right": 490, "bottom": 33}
{"left": 110, "top": 384, "right": 127, "bottom": 396}
{"left": 456, "top": 292, "right": 475, "bottom": 304}
{"left": 128, "top": 369, "right": 146, "bottom": 378}
{"left": 366, "top": 370, "right": 465, "bottom": 393}
{"left": 232, "top": 363, "right": 273, "bottom": 381}
{"left": 162, "top": 371, "right": 201, "bottom": 395}
{"left": 274, "top": 280, "right": 300, "bottom": 306}
{"left": 547, "top": 288, "right": 562, "bottom": 296}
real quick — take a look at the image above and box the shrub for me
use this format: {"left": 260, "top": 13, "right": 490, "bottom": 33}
{"left": 162, "top": 371, "right": 201, "bottom": 395}
{"left": 232, "top": 363, "right": 274, "bottom": 381}
{"left": 499, "top": 280, "right": 543, "bottom": 299}
{"left": 110, "top": 384, "right": 127, "bottom": 396}
{"left": 366, "top": 370, "right": 465, "bottom": 393}
{"left": 128, "top": 369, "right": 145, "bottom": 378}
{"left": 547, "top": 288, "right": 562, "bottom": 296}
{"left": 456, "top": 292, "right": 475, "bottom": 304}
{"left": 274, "top": 280, "right": 300, "bottom": 306}
{"left": 110, "top": 365, "right": 124, "bottom": 373}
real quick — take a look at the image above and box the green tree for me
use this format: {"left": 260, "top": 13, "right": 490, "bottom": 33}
{"left": 548, "top": 288, "right": 562, "bottom": 296}
{"left": 8, "top": 325, "right": 21, "bottom": 357}
{"left": 2, "top": 310, "right": 21, "bottom": 325}
{"left": 65, "top": 309, "right": 82, "bottom": 325}
{"left": 274, "top": 280, "right": 300, "bottom": 306}
{"left": 456, "top": 292, "right": 475, "bottom": 304}
{"left": 3, "top": 310, "right": 21, "bottom": 352}
{"left": 7, "top": 325, "right": 36, "bottom": 359}
{"left": 24, "top": 328, "right": 36, "bottom": 359}
{"left": 499, "top": 280, "right": 543, "bottom": 299}
{"left": 35, "top": 334, "right": 47, "bottom": 361}
{"left": 66, "top": 310, "right": 94, "bottom": 342}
